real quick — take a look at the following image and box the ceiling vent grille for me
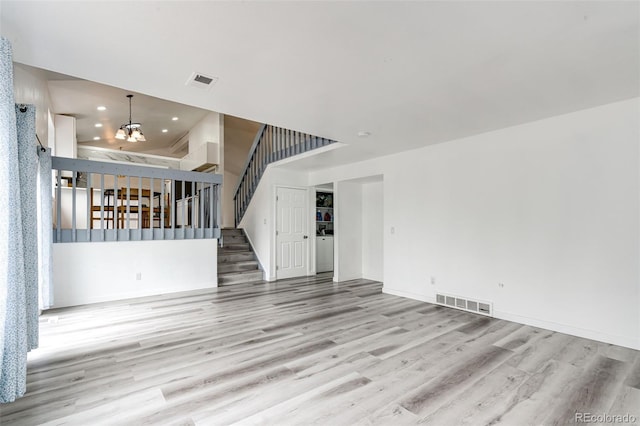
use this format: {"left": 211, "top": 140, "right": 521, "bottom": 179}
{"left": 435, "top": 292, "right": 493, "bottom": 317}
{"left": 186, "top": 72, "right": 218, "bottom": 90}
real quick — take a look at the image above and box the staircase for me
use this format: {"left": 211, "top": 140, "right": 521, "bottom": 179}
{"left": 218, "top": 228, "right": 263, "bottom": 285}
{"left": 234, "top": 124, "right": 337, "bottom": 226}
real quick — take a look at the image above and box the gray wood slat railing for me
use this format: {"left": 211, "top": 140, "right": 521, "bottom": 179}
{"left": 52, "top": 156, "right": 223, "bottom": 243}
{"left": 233, "top": 124, "right": 336, "bottom": 226}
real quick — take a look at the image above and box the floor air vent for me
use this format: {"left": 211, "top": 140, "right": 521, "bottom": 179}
{"left": 435, "top": 293, "right": 493, "bottom": 317}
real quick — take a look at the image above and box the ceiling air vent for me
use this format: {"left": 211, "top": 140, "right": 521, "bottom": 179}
{"left": 186, "top": 72, "right": 218, "bottom": 90}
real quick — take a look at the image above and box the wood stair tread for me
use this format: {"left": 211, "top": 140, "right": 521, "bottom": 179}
{"left": 219, "top": 269, "right": 263, "bottom": 277}
{"left": 218, "top": 228, "right": 261, "bottom": 286}
{"left": 218, "top": 249, "right": 254, "bottom": 256}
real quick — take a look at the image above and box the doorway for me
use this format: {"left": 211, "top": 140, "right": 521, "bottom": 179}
{"left": 315, "top": 184, "right": 334, "bottom": 274}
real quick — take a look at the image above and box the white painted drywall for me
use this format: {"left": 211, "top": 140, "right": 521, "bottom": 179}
{"left": 335, "top": 180, "right": 363, "bottom": 282}
{"left": 52, "top": 239, "right": 217, "bottom": 307}
{"left": 239, "top": 166, "right": 309, "bottom": 280}
{"left": 54, "top": 114, "right": 76, "bottom": 159}
{"left": 13, "top": 63, "right": 53, "bottom": 148}
{"left": 188, "top": 112, "right": 223, "bottom": 152}
{"left": 223, "top": 170, "right": 239, "bottom": 228}
{"left": 362, "top": 181, "right": 383, "bottom": 281}
{"left": 307, "top": 98, "right": 640, "bottom": 349}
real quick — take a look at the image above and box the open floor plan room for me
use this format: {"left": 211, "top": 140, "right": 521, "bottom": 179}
{"left": 1, "top": 276, "right": 638, "bottom": 425}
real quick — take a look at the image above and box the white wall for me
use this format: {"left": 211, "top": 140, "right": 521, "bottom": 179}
{"left": 335, "top": 180, "right": 363, "bottom": 281}
{"left": 187, "top": 112, "right": 228, "bottom": 225}
{"left": 362, "top": 181, "right": 383, "bottom": 281}
{"left": 188, "top": 112, "right": 223, "bottom": 153}
{"left": 308, "top": 98, "right": 640, "bottom": 349}
{"left": 54, "top": 114, "right": 76, "bottom": 159}
{"left": 13, "top": 63, "right": 53, "bottom": 147}
{"left": 52, "top": 239, "right": 218, "bottom": 307}
{"left": 223, "top": 170, "right": 239, "bottom": 228}
{"left": 239, "top": 166, "right": 309, "bottom": 280}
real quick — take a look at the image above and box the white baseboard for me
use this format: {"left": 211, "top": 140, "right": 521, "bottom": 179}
{"left": 382, "top": 286, "right": 639, "bottom": 351}
{"left": 334, "top": 273, "right": 363, "bottom": 282}
{"left": 382, "top": 287, "right": 436, "bottom": 304}
{"left": 493, "top": 309, "right": 640, "bottom": 350}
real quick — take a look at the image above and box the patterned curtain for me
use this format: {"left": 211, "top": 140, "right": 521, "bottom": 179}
{"left": 0, "top": 37, "right": 40, "bottom": 403}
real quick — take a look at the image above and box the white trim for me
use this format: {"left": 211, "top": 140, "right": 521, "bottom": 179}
{"left": 383, "top": 286, "right": 640, "bottom": 350}
{"left": 493, "top": 309, "right": 640, "bottom": 351}
{"left": 382, "top": 287, "right": 436, "bottom": 304}
{"left": 271, "top": 184, "right": 278, "bottom": 279}
{"left": 333, "top": 273, "right": 363, "bottom": 282}
{"left": 240, "top": 228, "right": 268, "bottom": 281}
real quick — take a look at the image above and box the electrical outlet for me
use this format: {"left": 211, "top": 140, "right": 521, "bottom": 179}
{"left": 390, "top": 226, "right": 395, "bottom": 235}
{"left": 430, "top": 276, "right": 436, "bottom": 285}
{"left": 498, "top": 282, "right": 504, "bottom": 288}
{"left": 136, "top": 272, "right": 142, "bottom": 281}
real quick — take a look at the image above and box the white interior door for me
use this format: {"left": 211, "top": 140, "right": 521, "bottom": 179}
{"left": 276, "top": 187, "right": 307, "bottom": 279}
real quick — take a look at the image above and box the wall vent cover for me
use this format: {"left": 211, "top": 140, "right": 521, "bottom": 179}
{"left": 435, "top": 292, "right": 493, "bottom": 317}
{"left": 186, "top": 72, "right": 218, "bottom": 90}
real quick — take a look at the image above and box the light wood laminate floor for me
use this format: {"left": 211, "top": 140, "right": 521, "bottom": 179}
{"left": 1, "top": 275, "right": 639, "bottom": 425}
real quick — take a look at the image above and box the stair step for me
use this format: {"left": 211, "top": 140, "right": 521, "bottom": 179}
{"left": 218, "top": 260, "right": 259, "bottom": 274}
{"left": 222, "top": 234, "right": 247, "bottom": 244}
{"left": 221, "top": 228, "right": 245, "bottom": 237}
{"left": 219, "top": 270, "right": 263, "bottom": 285}
{"left": 218, "top": 228, "right": 261, "bottom": 284}
{"left": 218, "top": 251, "right": 255, "bottom": 263}
{"left": 221, "top": 243, "right": 250, "bottom": 251}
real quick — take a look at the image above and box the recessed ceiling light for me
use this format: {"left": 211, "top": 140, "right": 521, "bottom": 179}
{"left": 171, "top": 117, "right": 179, "bottom": 121}
{"left": 93, "top": 136, "right": 100, "bottom": 140}
{"left": 162, "top": 129, "right": 168, "bottom": 133}
{"left": 97, "top": 106, "right": 107, "bottom": 111}
{"left": 95, "top": 123, "right": 103, "bottom": 128}
{"left": 357, "top": 131, "right": 371, "bottom": 137}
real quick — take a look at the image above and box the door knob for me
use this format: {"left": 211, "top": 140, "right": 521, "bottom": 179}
{"left": 303, "top": 235, "right": 308, "bottom": 239}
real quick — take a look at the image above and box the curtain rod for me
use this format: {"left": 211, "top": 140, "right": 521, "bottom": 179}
{"left": 35, "top": 134, "right": 46, "bottom": 153}
{"left": 17, "top": 104, "right": 47, "bottom": 152}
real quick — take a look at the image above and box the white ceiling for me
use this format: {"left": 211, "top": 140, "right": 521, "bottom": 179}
{"left": 2, "top": 1, "right": 638, "bottom": 170}
{"left": 48, "top": 77, "right": 210, "bottom": 157}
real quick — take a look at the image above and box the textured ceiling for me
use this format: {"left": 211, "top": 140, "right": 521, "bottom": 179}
{"left": 2, "top": 1, "right": 638, "bottom": 170}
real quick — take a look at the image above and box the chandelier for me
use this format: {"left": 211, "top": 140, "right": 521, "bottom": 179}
{"left": 115, "top": 94, "right": 146, "bottom": 142}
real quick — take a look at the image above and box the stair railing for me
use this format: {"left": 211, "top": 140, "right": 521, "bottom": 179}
{"left": 52, "top": 156, "right": 222, "bottom": 243}
{"left": 233, "top": 124, "right": 336, "bottom": 226}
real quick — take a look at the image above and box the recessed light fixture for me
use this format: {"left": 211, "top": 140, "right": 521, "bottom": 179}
{"left": 171, "top": 117, "right": 179, "bottom": 121}
{"left": 93, "top": 136, "right": 100, "bottom": 140}
{"left": 162, "top": 129, "right": 168, "bottom": 133}
{"left": 357, "top": 131, "right": 371, "bottom": 137}
{"left": 95, "top": 123, "right": 103, "bottom": 128}
{"left": 97, "top": 106, "right": 107, "bottom": 111}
